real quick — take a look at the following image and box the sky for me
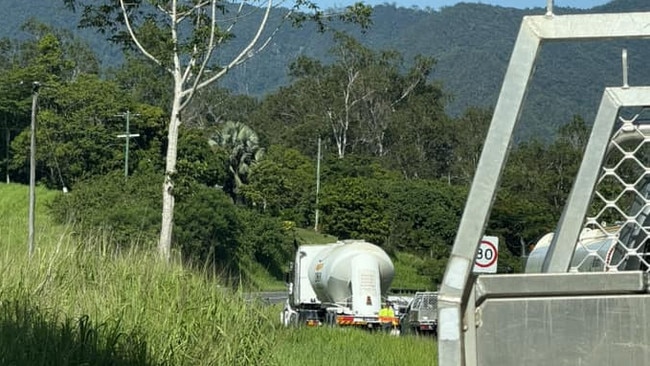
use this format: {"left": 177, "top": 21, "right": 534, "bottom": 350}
{"left": 312, "top": 0, "right": 613, "bottom": 10}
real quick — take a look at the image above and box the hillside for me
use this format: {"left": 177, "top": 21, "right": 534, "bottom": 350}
{"left": 2, "top": 0, "right": 650, "bottom": 140}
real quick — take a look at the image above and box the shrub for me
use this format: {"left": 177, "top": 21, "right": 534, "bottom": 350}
{"left": 174, "top": 185, "right": 241, "bottom": 272}
{"left": 49, "top": 170, "right": 161, "bottom": 249}
{"left": 236, "top": 208, "right": 294, "bottom": 280}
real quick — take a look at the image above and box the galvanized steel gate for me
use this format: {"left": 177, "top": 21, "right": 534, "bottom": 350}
{"left": 438, "top": 3, "right": 650, "bottom": 366}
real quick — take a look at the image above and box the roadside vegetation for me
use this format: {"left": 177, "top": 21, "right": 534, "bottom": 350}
{"left": 0, "top": 183, "right": 435, "bottom": 366}
{"left": 274, "top": 325, "right": 436, "bottom": 365}
{"left": 0, "top": 18, "right": 588, "bottom": 289}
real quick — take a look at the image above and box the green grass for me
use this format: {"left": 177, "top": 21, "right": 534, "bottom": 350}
{"left": 274, "top": 326, "right": 437, "bottom": 365}
{"left": 0, "top": 183, "right": 438, "bottom": 365}
{"left": 294, "top": 227, "right": 337, "bottom": 244}
{"left": 0, "top": 234, "right": 278, "bottom": 365}
{"left": 0, "top": 183, "right": 66, "bottom": 256}
{"left": 240, "top": 258, "right": 287, "bottom": 290}
{"left": 391, "top": 252, "right": 435, "bottom": 290}
{"left": 1, "top": 183, "right": 278, "bottom": 365}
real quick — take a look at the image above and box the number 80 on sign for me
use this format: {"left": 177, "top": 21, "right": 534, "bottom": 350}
{"left": 473, "top": 236, "right": 499, "bottom": 274}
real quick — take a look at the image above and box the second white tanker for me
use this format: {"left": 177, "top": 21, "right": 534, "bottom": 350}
{"left": 281, "top": 239, "right": 395, "bottom": 328}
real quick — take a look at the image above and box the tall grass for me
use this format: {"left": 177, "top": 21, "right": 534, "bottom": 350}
{"left": 0, "top": 183, "right": 439, "bottom": 365}
{"left": 1, "top": 183, "right": 279, "bottom": 365}
{"left": 0, "top": 298, "right": 150, "bottom": 365}
{"left": 0, "top": 183, "right": 64, "bottom": 257}
{"left": 273, "top": 326, "right": 437, "bottom": 366}
{"left": 0, "top": 232, "right": 279, "bottom": 365}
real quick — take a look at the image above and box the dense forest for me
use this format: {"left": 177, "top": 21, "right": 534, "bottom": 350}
{"left": 2, "top": 0, "right": 650, "bottom": 141}
{"left": 0, "top": 0, "right": 632, "bottom": 287}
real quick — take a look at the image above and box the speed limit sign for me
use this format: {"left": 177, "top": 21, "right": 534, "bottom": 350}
{"left": 473, "top": 236, "right": 499, "bottom": 274}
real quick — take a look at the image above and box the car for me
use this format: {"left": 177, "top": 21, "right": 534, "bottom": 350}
{"left": 400, "top": 291, "right": 438, "bottom": 336}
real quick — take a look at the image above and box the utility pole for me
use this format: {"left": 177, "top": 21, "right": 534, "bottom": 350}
{"left": 28, "top": 82, "right": 40, "bottom": 257}
{"left": 116, "top": 110, "right": 140, "bottom": 177}
{"left": 314, "top": 136, "right": 321, "bottom": 232}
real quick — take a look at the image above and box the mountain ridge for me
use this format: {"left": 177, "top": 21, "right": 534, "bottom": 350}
{"left": 2, "top": 0, "right": 650, "bottom": 140}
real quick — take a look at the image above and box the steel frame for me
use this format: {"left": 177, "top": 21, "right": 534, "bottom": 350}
{"left": 438, "top": 11, "right": 650, "bottom": 366}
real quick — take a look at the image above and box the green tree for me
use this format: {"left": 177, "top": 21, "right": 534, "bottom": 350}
{"left": 18, "top": 19, "right": 100, "bottom": 78}
{"left": 0, "top": 19, "right": 104, "bottom": 185}
{"left": 7, "top": 29, "right": 125, "bottom": 188}
{"left": 385, "top": 179, "right": 466, "bottom": 255}
{"left": 210, "top": 121, "right": 264, "bottom": 201}
{"left": 384, "top": 84, "right": 452, "bottom": 180}
{"left": 63, "top": 0, "right": 372, "bottom": 261}
{"left": 10, "top": 74, "right": 166, "bottom": 190}
{"left": 491, "top": 115, "right": 589, "bottom": 257}
{"left": 319, "top": 177, "right": 389, "bottom": 245}
{"left": 175, "top": 126, "right": 228, "bottom": 196}
{"left": 488, "top": 188, "right": 555, "bottom": 258}
{"left": 183, "top": 86, "right": 259, "bottom": 129}
{"left": 235, "top": 208, "right": 294, "bottom": 280}
{"left": 249, "top": 77, "right": 328, "bottom": 157}
{"left": 280, "top": 33, "right": 438, "bottom": 160}
{"left": 240, "top": 145, "right": 316, "bottom": 225}
{"left": 174, "top": 185, "right": 241, "bottom": 272}
{"left": 110, "top": 55, "right": 172, "bottom": 112}
{"left": 449, "top": 107, "right": 492, "bottom": 185}
{"left": 545, "top": 115, "right": 589, "bottom": 212}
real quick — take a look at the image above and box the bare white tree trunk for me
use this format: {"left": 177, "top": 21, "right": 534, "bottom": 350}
{"left": 329, "top": 69, "right": 361, "bottom": 159}
{"left": 159, "top": 80, "right": 183, "bottom": 260}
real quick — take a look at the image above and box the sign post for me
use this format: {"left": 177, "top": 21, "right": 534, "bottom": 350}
{"left": 473, "top": 236, "right": 499, "bottom": 274}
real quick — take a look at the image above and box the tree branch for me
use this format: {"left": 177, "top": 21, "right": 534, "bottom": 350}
{"left": 176, "top": 0, "right": 211, "bottom": 23}
{"left": 180, "top": 0, "right": 219, "bottom": 109}
{"left": 119, "top": 0, "right": 165, "bottom": 71}
{"left": 191, "top": 0, "right": 274, "bottom": 93}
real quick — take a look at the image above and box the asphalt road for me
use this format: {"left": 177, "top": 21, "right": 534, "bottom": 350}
{"left": 245, "top": 291, "right": 288, "bottom": 305}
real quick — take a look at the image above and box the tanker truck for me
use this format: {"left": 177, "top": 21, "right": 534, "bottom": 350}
{"left": 280, "top": 239, "right": 395, "bottom": 328}
{"left": 525, "top": 227, "right": 624, "bottom": 273}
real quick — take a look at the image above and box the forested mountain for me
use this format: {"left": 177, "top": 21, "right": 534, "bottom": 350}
{"left": 10, "top": 0, "right": 650, "bottom": 138}
{"left": 2, "top": 0, "right": 650, "bottom": 139}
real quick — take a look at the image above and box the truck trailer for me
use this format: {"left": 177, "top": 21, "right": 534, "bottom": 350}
{"left": 280, "top": 239, "right": 395, "bottom": 328}
{"left": 525, "top": 227, "right": 622, "bottom": 273}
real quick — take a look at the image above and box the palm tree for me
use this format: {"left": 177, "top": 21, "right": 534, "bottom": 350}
{"left": 210, "top": 121, "right": 264, "bottom": 200}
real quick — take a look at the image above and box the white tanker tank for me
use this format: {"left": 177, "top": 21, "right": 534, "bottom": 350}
{"left": 525, "top": 227, "right": 623, "bottom": 273}
{"left": 281, "top": 239, "right": 395, "bottom": 328}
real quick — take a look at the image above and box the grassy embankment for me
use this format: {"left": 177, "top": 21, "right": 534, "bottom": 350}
{"left": 0, "top": 183, "right": 437, "bottom": 365}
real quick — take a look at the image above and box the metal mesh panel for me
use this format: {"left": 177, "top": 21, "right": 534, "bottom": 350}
{"left": 576, "top": 113, "right": 650, "bottom": 272}
{"left": 414, "top": 292, "right": 438, "bottom": 320}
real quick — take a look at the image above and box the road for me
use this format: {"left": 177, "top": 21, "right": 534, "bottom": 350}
{"left": 244, "top": 291, "right": 288, "bottom": 305}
